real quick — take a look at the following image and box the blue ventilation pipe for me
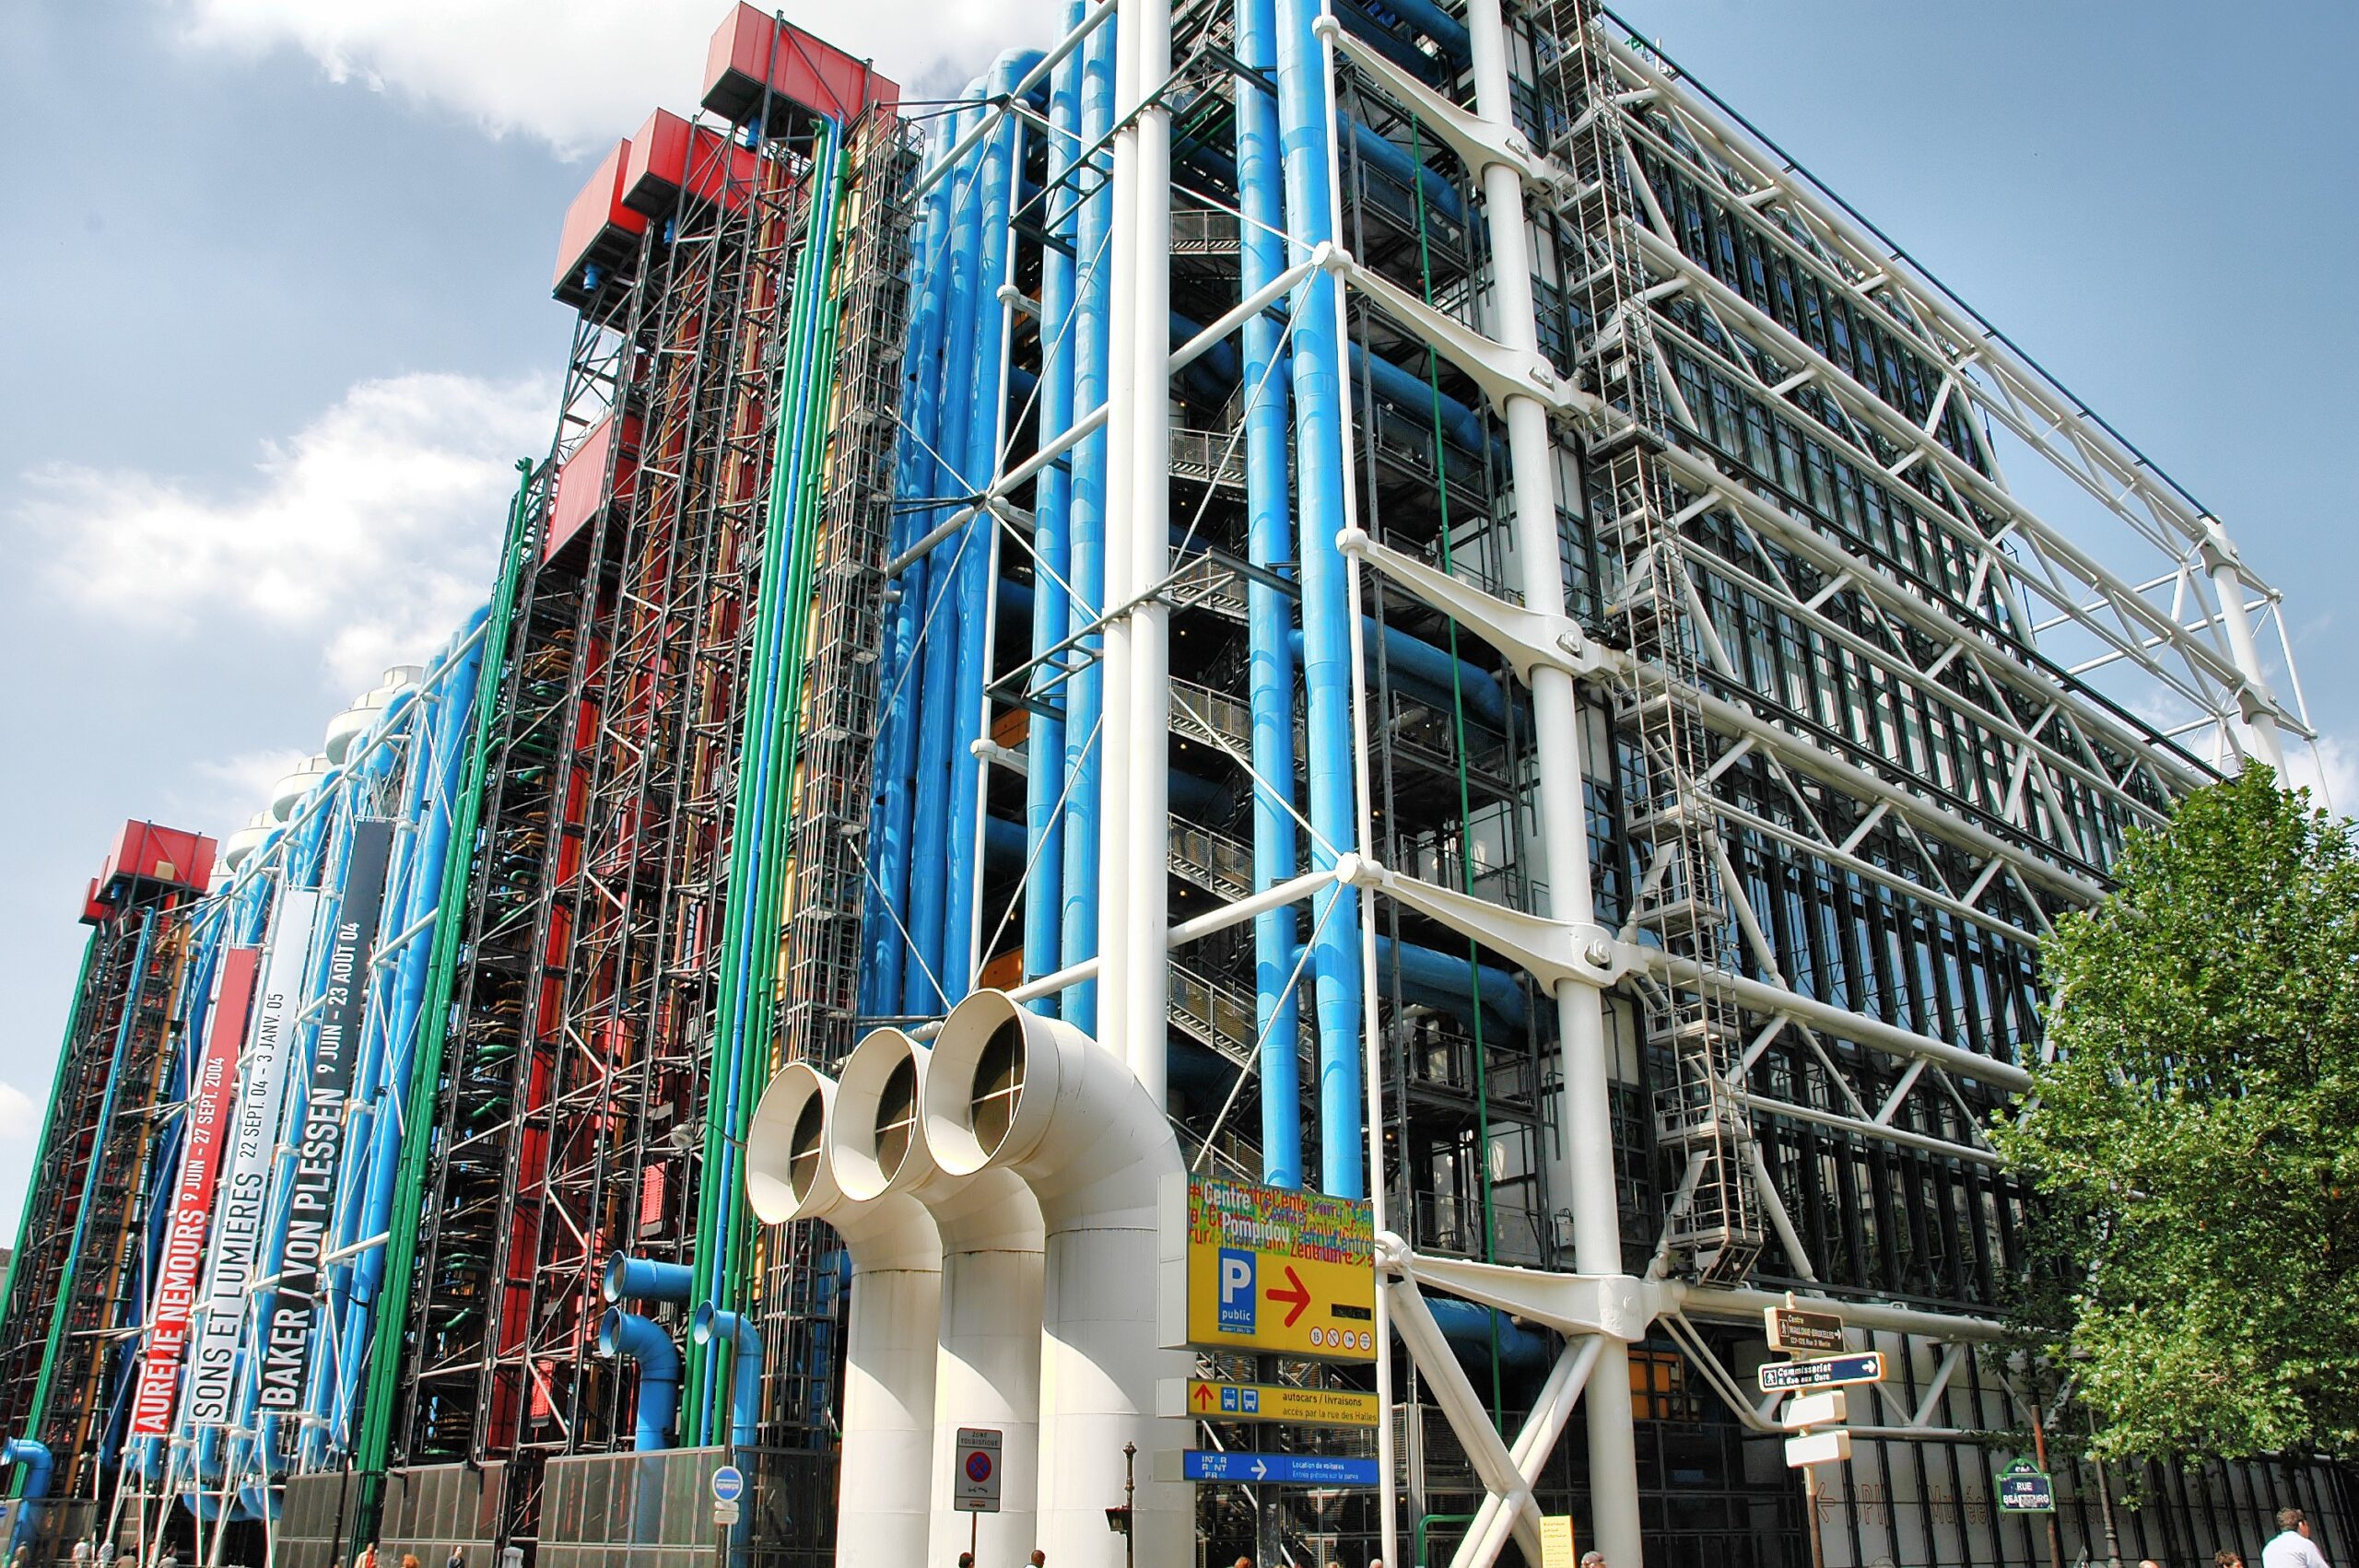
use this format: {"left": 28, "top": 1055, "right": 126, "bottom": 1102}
{"left": 3, "top": 1438, "right": 52, "bottom": 1558}
{"left": 1022, "top": 8, "right": 1085, "bottom": 1008}
{"left": 600, "top": 1309, "right": 682, "bottom": 1452}
{"left": 1236, "top": 0, "right": 1303, "bottom": 1191}
{"left": 1278, "top": 0, "right": 1364, "bottom": 1199}
{"left": 1059, "top": 11, "right": 1117, "bottom": 1031}
{"left": 945, "top": 50, "right": 1042, "bottom": 1000}
{"left": 906, "top": 88, "right": 988, "bottom": 1012}
{"left": 605, "top": 1252, "right": 695, "bottom": 1305}
{"left": 1374, "top": 937, "right": 1530, "bottom": 1033}
{"left": 690, "top": 1305, "right": 763, "bottom": 1452}
{"left": 1169, "top": 312, "right": 1490, "bottom": 453}
{"left": 867, "top": 134, "right": 961, "bottom": 1019}
{"left": 1425, "top": 1298, "right": 1551, "bottom": 1376}
{"left": 1289, "top": 622, "right": 1508, "bottom": 729}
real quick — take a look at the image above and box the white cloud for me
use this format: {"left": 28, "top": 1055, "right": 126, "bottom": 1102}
{"left": 0, "top": 1082, "right": 37, "bottom": 1144}
{"left": 172, "top": 0, "right": 1063, "bottom": 156}
{"left": 17, "top": 370, "right": 552, "bottom": 693}
{"left": 2280, "top": 733, "right": 2358, "bottom": 819}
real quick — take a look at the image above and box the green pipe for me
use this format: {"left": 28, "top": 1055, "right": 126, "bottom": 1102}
{"left": 0, "top": 935, "right": 98, "bottom": 1499}
{"left": 1416, "top": 1511, "right": 1480, "bottom": 1568}
{"left": 687, "top": 127, "right": 849, "bottom": 1438}
{"left": 22, "top": 907, "right": 159, "bottom": 1454}
{"left": 349, "top": 460, "right": 536, "bottom": 1524}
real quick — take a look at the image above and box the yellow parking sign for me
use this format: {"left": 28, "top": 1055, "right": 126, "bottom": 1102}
{"left": 1159, "top": 1176, "right": 1377, "bottom": 1362}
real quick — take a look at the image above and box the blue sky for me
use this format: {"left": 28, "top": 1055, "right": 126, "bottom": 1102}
{"left": 0, "top": 0, "right": 2350, "bottom": 1237}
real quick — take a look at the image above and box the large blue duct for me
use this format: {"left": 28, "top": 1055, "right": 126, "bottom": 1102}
{"left": 600, "top": 1309, "right": 682, "bottom": 1452}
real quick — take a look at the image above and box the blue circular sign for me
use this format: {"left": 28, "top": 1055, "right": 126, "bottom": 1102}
{"left": 711, "top": 1465, "right": 746, "bottom": 1504}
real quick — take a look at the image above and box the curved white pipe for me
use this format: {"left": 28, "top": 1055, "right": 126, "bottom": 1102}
{"left": 921, "top": 989, "right": 1189, "bottom": 1568}
{"left": 746, "top": 1062, "right": 944, "bottom": 1568}
{"left": 833, "top": 1027, "right": 1046, "bottom": 1568}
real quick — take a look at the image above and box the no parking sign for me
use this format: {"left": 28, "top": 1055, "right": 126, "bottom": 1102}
{"left": 954, "top": 1427, "right": 1003, "bottom": 1513}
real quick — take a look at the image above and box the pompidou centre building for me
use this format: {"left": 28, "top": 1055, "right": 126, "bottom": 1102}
{"left": 0, "top": 5, "right": 2347, "bottom": 1568}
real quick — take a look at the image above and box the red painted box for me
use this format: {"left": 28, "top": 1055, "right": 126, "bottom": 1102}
{"left": 621, "top": 108, "right": 760, "bottom": 217}
{"left": 551, "top": 139, "right": 651, "bottom": 310}
{"left": 83, "top": 821, "right": 217, "bottom": 920}
{"left": 700, "top": 5, "right": 899, "bottom": 132}
{"left": 545, "top": 412, "right": 642, "bottom": 565}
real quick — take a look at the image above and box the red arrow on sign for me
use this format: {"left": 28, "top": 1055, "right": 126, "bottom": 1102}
{"left": 1192, "top": 1384, "right": 1215, "bottom": 1411}
{"left": 1265, "top": 1265, "right": 1311, "bottom": 1327}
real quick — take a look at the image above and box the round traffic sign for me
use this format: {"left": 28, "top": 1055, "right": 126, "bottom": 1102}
{"left": 964, "top": 1451, "right": 994, "bottom": 1484}
{"left": 711, "top": 1465, "right": 746, "bottom": 1504}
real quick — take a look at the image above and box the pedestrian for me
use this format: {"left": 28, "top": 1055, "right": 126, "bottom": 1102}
{"left": 2140, "top": 1560, "right": 2163, "bottom": 1568}
{"left": 401, "top": 1554, "right": 420, "bottom": 1568}
{"left": 96, "top": 1542, "right": 116, "bottom": 1568}
{"left": 157, "top": 1549, "right": 179, "bottom": 1568}
{"left": 1031, "top": 1553, "right": 1047, "bottom": 1568}
{"left": 1581, "top": 1553, "right": 1607, "bottom": 1568}
{"left": 2264, "top": 1510, "right": 2332, "bottom": 1568}
{"left": 957, "top": 1555, "right": 972, "bottom": 1568}
{"left": 353, "top": 1541, "right": 379, "bottom": 1568}
{"left": 446, "top": 1550, "right": 465, "bottom": 1568}
{"left": 70, "top": 1539, "right": 91, "bottom": 1568}
{"left": 2220, "top": 1552, "right": 2247, "bottom": 1568}
{"left": 9, "top": 1545, "right": 27, "bottom": 1568}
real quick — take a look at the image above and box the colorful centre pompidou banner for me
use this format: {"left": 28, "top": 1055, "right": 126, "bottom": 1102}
{"left": 127, "top": 944, "right": 264, "bottom": 1438}
{"left": 185, "top": 885, "right": 323, "bottom": 1428}
{"left": 258, "top": 818, "right": 395, "bottom": 1413}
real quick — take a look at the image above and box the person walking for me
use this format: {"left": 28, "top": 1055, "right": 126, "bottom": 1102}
{"left": 445, "top": 1550, "right": 465, "bottom": 1568}
{"left": 69, "top": 1539, "right": 91, "bottom": 1568}
{"left": 2264, "top": 1510, "right": 2332, "bottom": 1568}
{"left": 2219, "top": 1551, "right": 2248, "bottom": 1568}
{"left": 352, "top": 1540, "right": 379, "bottom": 1568}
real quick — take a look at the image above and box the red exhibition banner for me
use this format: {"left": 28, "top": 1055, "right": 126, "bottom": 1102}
{"left": 127, "top": 945, "right": 261, "bottom": 1438}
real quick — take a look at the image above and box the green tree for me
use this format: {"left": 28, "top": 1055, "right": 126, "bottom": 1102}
{"left": 1991, "top": 766, "right": 2359, "bottom": 1463}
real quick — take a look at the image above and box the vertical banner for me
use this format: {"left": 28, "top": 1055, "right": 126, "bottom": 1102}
{"left": 184, "top": 886, "right": 323, "bottom": 1428}
{"left": 127, "top": 945, "right": 263, "bottom": 1437}
{"left": 257, "top": 818, "right": 395, "bottom": 1412}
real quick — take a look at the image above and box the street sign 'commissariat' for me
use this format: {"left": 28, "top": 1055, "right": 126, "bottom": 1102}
{"left": 1167, "top": 1450, "right": 1381, "bottom": 1487}
{"left": 1160, "top": 1176, "right": 1376, "bottom": 1362}
{"left": 1757, "top": 1352, "right": 1884, "bottom": 1392}
{"left": 1161, "top": 1378, "right": 1379, "bottom": 1428}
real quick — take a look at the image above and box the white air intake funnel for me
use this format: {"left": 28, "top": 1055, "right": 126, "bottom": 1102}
{"left": 833, "top": 1028, "right": 1044, "bottom": 1568}
{"left": 921, "top": 990, "right": 1189, "bottom": 1568}
{"left": 269, "top": 754, "right": 331, "bottom": 825}
{"left": 746, "top": 1057, "right": 943, "bottom": 1568}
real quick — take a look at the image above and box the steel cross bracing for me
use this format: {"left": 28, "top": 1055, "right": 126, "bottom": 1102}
{"left": 499, "top": 120, "right": 792, "bottom": 1492}
{"left": 1563, "top": 18, "right": 2312, "bottom": 780}
{"left": 0, "top": 901, "right": 190, "bottom": 1500}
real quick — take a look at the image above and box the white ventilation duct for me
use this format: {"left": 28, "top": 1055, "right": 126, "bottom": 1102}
{"left": 323, "top": 664, "right": 425, "bottom": 766}
{"left": 830, "top": 1028, "right": 1045, "bottom": 1568}
{"left": 745, "top": 1061, "right": 944, "bottom": 1568}
{"left": 921, "top": 990, "right": 1190, "bottom": 1568}
{"left": 268, "top": 754, "right": 331, "bottom": 825}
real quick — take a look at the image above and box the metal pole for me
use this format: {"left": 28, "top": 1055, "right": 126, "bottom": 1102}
{"left": 2086, "top": 1409, "right": 2121, "bottom": 1568}
{"left": 2029, "top": 1402, "right": 2065, "bottom": 1568}
{"left": 1123, "top": 1443, "right": 1136, "bottom": 1568}
{"left": 1802, "top": 1468, "right": 1825, "bottom": 1568}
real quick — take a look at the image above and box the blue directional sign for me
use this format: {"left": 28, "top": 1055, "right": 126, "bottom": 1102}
{"left": 710, "top": 1465, "right": 746, "bottom": 1504}
{"left": 1182, "top": 1451, "right": 1380, "bottom": 1487}
{"left": 1757, "top": 1352, "right": 1884, "bottom": 1392}
{"left": 1996, "top": 1460, "right": 2054, "bottom": 1513}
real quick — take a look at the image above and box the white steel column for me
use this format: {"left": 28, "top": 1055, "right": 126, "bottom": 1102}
{"left": 1124, "top": 0, "right": 1174, "bottom": 1102}
{"left": 1099, "top": 0, "right": 1142, "bottom": 1061}
{"left": 2199, "top": 520, "right": 2288, "bottom": 773}
{"left": 1460, "top": 0, "right": 1645, "bottom": 1560}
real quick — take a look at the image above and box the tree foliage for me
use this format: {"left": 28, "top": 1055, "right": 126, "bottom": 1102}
{"left": 1991, "top": 766, "right": 2359, "bottom": 1462}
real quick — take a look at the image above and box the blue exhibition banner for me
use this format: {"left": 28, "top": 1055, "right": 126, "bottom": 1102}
{"left": 1181, "top": 1451, "right": 1380, "bottom": 1487}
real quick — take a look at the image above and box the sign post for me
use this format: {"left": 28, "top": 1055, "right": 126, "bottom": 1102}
{"left": 1160, "top": 1176, "right": 1377, "bottom": 1360}
{"left": 1764, "top": 1307, "right": 1873, "bottom": 1568}
{"left": 956, "top": 1425, "right": 1003, "bottom": 1562}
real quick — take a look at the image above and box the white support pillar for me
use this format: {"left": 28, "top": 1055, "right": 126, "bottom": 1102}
{"left": 1458, "top": 0, "right": 1647, "bottom": 1560}
{"left": 1124, "top": 0, "right": 1174, "bottom": 1104}
{"left": 2199, "top": 520, "right": 2288, "bottom": 774}
{"left": 1099, "top": 0, "right": 1142, "bottom": 1063}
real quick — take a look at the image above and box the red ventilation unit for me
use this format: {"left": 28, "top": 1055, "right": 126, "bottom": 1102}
{"left": 700, "top": 5, "right": 899, "bottom": 133}
{"left": 551, "top": 140, "right": 651, "bottom": 311}
{"left": 546, "top": 412, "right": 642, "bottom": 565}
{"left": 621, "top": 109, "right": 760, "bottom": 217}
{"left": 82, "top": 822, "right": 217, "bottom": 923}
